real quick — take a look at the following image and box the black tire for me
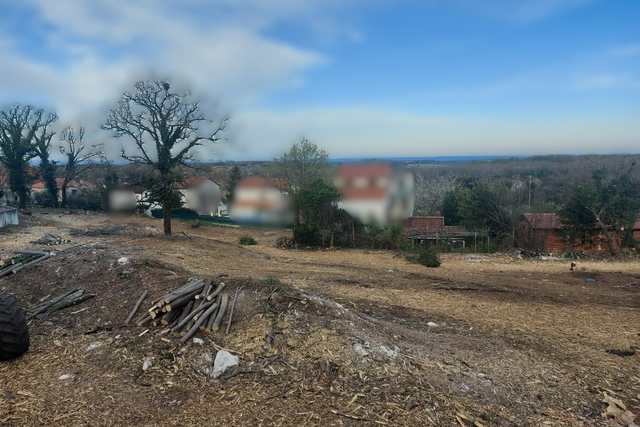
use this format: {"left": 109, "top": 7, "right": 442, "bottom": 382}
{"left": 0, "top": 293, "right": 30, "bottom": 360}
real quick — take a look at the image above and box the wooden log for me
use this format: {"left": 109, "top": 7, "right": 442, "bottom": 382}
{"left": 125, "top": 290, "right": 149, "bottom": 324}
{"left": 161, "top": 310, "right": 177, "bottom": 326}
{"left": 207, "top": 282, "right": 225, "bottom": 301}
{"left": 161, "top": 279, "right": 206, "bottom": 305}
{"left": 12, "top": 250, "right": 49, "bottom": 256}
{"left": 205, "top": 304, "right": 220, "bottom": 332}
{"left": 212, "top": 293, "right": 229, "bottom": 332}
{"left": 150, "top": 277, "right": 202, "bottom": 305}
{"left": 27, "top": 289, "right": 84, "bottom": 318}
{"left": 175, "top": 300, "right": 193, "bottom": 324}
{"left": 27, "top": 288, "right": 82, "bottom": 314}
{"left": 136, "top": 314, "right": 152, "bottom": 326}
{"left": 196, "top": 277, "right": 214, "bottom": 300}
{"left": 170, "top": 299, "right": 215, "bottom": 333}
{"left": 165, "top": 289, "right": 201, "bottom": 312}
{"left": 12, "top": 255, "right": 51, "bottom": 273}
{"left": 181, "top": 302, "right": 220, "bottom": 343}
{"left": 0, "top": 263, "right": 22, "bottom": 277}
{"left": 136, "top": 315, "right": 152, "bottom": 326}
{"left": 49, "top": 293, "right": 93, "bottom": 312}
{"left": 225, "top": 287, "right": 243, "bottom": 334}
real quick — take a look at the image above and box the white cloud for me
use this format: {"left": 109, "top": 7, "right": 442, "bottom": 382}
{"left": 0, "top": 0, "right": 330, "bottom": 123}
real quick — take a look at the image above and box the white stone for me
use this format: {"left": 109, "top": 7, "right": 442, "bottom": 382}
{"left": 117, "top": 257, "right": 129, "bottom": 265}
{"left": 211, "top": 350, "right": 239, "bottom": 378}
{"left": 142, "top": 361, "right": 152, "bottom": 371}
{"left": 353, "top": 344, "right": 369, "bottom": 356}
{"left": 379, "top": 345, "right": 398, "bottom": 358}
{"left": 58, "top": 374, "right": 72, "bottom": 380}
{"left": 427, "top": 322, "right": 439, "bottom": 327}
{"left": 192, "top": 338, "right": 204, "bottom": 345}
{"left": 86, "top": 342, "right": 102, "bottom": 351}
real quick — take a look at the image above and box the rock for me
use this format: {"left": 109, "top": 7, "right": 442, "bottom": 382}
{"left": 353, "top": 344, "right": 369, "bottom": 357}
{"left": 379, "top": 345, "right": 398, "bottom": 358}
{"left": 211, "top": 350, "right": 239, "bottom": 378}
{"left": 427, "top": 321, "right": 439, "bottom": 327}
{"left": 58, "top": 374, "right": 72, "bottom": 380}
{"left": 117, "top": 257, "right": 129, "bottom": 265}
{"left": 192, "top": 338, "right": 204, "bottom": 345}
{"left": 86, "top": 342, "right": 102, "bottom": 351}
{"left": 142, "top": 361, "right": 152, "bottom": 371}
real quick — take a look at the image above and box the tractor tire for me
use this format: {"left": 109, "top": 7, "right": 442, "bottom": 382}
{"left": 0, "top": 293, "right": 30, "bottom": 360}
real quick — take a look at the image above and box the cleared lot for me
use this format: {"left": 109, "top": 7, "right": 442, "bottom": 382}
{"left": 0, "top": 212, "right": 638, "bottom": 426}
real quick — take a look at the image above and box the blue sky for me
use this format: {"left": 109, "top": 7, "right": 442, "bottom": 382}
{"left": 0, "top": 0, "right": 638, "bottom": 161}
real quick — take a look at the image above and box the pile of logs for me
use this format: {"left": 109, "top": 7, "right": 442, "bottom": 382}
{"left": 0, "top": 250, "right": 51, "bottom": 277}
{"left": 30, "top": 233, "right": 68, "bottom": 245}
{"left": 26, "top": 288, "right": 95, "bottom": 320}
{"left": 129, "top": 277, "right": 240, "bottom": 343}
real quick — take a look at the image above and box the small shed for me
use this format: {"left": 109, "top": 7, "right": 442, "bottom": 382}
{"left": 0, "top": 206, "right": 19, "bottom": 227}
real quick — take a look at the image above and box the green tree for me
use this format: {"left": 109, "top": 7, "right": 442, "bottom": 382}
{"left": 102, "top": 79, "right": 229, "bottom": 234}
{"left": 271, "top": 138, "right": 329, "bottom": 195}
{"left": 226, "top": 164, "right": 242, "bottom": 204}
{"left": 0, "top": 105, "right": 57, "bottom": 209}
{"left": 33, "top": 124, "right": 59, "bottom": 207}
{"left": 292, "top": 180, "right": 339, "bottom": 246}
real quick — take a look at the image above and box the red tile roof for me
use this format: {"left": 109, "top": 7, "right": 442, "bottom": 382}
{"left": 334, "top": 162, "right": 392, "bottom": 179}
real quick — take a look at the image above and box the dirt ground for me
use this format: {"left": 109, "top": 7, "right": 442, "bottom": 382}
{"left": 0, "top": 211, "right": 638, "bottom": 426}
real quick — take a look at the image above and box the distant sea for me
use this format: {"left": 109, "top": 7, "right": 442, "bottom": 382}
{"left": 327, "top": 155, "right": 530, "bottom": 164}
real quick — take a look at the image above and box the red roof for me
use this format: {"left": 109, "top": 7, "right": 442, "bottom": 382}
{"left": 31, "top": 178, "right": 77, "bottom": 190}
{"left": 335, "top": 162, "right": 392, "bottom": 179}
{"left": 403, "top": 216, "right": 445, "bottom": 230}
{"left": 236, "top": 176, "right": 278, "bottom": 189}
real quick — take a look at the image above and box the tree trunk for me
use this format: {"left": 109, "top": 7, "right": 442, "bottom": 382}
{"left": 61, "top": 181, "right": 68, "bottom": 208}
{"left": 596, "top": 218, "right": 618, "bottom": 255}
{"left": 18, "top": 188, "right": 28, "bottom": 209}
{"left": 163, "top": 201, "right": 172, "bottom": 235}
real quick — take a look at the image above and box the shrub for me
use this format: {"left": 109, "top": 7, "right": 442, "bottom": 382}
{"left": 408, "top": 246, "right": 441, "bottom": 268}
{"left": 239, "top": 235, "right": 257, "bottom": 245}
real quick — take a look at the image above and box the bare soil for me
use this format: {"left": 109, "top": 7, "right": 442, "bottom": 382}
{"left": 0, "top": 211, "right": 638, "bottom": 426}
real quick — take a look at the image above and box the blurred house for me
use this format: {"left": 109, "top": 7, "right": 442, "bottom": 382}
{"left": 333, "top": 162, "right": 414, "bottom": 226}
{"left": 229, "top": 176, "right": 294, "bottom": 226}
{"left": 172, "top": 174, "right": 223, "bottom": 216}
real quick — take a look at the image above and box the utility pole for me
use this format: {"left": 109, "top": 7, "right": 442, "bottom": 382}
{"left": 528, "top": 175, "right": 532, "bottom": 207}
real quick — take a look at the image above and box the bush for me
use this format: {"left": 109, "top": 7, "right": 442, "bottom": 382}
{"left": 408, "top": 246, "right": 441, "bottom": 268}
{"left": 238, "top": 235, "right": 257, "bottom": 245}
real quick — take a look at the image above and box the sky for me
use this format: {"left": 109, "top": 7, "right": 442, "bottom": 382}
{"left": 0, "top": 0, "right": 638, "bottom": 161}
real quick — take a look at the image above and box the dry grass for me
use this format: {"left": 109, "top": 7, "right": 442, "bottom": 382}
{"left": 0, "top": 211, "right": 638, "bottom": 426}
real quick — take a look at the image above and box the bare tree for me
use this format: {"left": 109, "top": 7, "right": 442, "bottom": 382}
{"left": 271, "top": 138, "right": 329, "bottom": 195}
{"left": 59, "top": 126, "right": 105, "bottom": 208}
{"left": 102, "top": 79, "right": 229, "bottom": 234}
{"left": 0, "top": 105, "right": 57, "bottom": 209}
{"left": 413, "top": 172, "right": 458, "bottom": 216}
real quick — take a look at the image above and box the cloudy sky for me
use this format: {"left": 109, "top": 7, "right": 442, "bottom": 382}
{"left": 0, "top": 0, "right": 638, "bottom": 161}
